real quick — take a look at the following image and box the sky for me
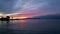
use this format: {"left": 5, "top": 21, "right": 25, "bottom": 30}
{"left": 0, "top": 0, "right": 60, "bottom": 17}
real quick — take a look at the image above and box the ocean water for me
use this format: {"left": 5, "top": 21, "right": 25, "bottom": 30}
{"left": 0, "top": 19, "right": 60, "bottom": 34}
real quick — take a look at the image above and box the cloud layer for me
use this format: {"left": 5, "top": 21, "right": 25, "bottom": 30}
{"left": 0, "top": 0, "right": 60, "bottom": 16}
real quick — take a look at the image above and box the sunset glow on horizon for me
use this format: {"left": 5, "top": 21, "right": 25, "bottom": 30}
{"left": 19, "top": 17, "right": 28, "bottom": 19}
{"left": 0, "top": 13, "right": 40, "bottom": 19}
{"left": 10, "top": 17, "right": 28, "bottom": 19}
{"left": 7, "top": 13, "right": 40, "bottom": 19}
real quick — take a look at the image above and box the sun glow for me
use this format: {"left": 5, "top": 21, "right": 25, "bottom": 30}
{"left": 10, "top": 17, "right": 28, "bottom": 19}
{"left": 19, "top": 17, "right": 28, "bottom": 19}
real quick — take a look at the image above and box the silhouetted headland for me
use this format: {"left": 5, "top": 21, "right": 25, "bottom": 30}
{"left": 0, "top": 16, "right": 40, "bottom": 21}
{"left": 0, "top": 16, "right": 10, "bottom": 21}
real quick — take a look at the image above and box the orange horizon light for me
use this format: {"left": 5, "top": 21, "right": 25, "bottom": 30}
{"left": 19, "top": 17, "right": 28, "bottom": 19}
{"left": 10, "top": 17, "right": 28, "bottom": 19}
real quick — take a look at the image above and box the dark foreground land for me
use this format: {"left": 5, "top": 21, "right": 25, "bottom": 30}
{"left": 0, "top": 19, "right": 60, "bottom": 34}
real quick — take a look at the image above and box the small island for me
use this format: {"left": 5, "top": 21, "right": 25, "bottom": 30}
{"left": 0, "top": 16, "right": 10, "bottom": 21}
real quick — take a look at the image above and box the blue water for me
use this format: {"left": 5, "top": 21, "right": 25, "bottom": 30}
{"left": 0, "top": 19, "right": 60, "bottom": 34}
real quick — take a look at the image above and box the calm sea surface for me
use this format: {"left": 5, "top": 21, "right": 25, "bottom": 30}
{"left": 0, "top": 19, "right": 60, "bottom": 34}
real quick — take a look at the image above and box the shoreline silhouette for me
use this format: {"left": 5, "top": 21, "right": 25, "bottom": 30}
{"left": 0, "top": 16, "right": 40, "bottom": 20}
{"left": 0, "top": 16, "right": 10, "bottom": 21}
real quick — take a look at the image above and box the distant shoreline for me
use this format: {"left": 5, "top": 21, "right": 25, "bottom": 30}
{"left": 0, "top": 18, "right": 60, "bottom": 20}
{"left": 0, "top": 18, "right": 40, "bottom": 20}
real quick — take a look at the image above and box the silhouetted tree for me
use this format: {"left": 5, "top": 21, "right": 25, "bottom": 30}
{"left": 6, "top": 16, "right": 10, "bottom": 19}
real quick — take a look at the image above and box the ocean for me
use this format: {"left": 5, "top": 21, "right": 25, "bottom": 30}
{"left": 0, "top": 19, "right": 60, "bottom": 34}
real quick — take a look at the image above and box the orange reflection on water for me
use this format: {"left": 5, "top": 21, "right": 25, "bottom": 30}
{"left": 18, "top": 20, "right": 27, "bottom": 23}
{"left": 17, "top": 20, "right": 28, "bottom": 30}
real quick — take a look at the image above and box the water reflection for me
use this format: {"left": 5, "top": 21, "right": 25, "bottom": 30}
{"left": 19, "top": 20, "right": 27, "bottom": 30}
{"left": 0, "top": 20, "right": 10, "bottom": 34}
{"left": 0, "top": 19, "right": 60, "bottom": 34}
{"left": 1, "top": 20, "right": 10, "bottom": 27}
{"left": 10, "top": 20, "right": 28, "bottom": 30}
{"left": 18, "top": 20, "right": 27, "bottom": 23}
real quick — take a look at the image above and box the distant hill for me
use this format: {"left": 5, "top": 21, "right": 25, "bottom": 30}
{"left": 33, "top": 14, "right": 60, "bottom": 19}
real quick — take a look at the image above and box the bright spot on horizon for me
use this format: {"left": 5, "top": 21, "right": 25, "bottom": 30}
{"left": 19, "top": 17, "right": 27, "bottom": 19}
{"left": 10, "top": 16, "right": 28, "bottom": 19}
{"left": 0, "top": 14, "right": 3, "bottom": 16}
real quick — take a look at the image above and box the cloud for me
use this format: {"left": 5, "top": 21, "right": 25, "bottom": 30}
{"left": 13, "top": 0, "right": 49, "bottom": 14}
{"left": 0, "top": 0, "right": 17, "bottom": 14}
{"left": 0, "top": 0, "right": 60, "bottom": 16}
